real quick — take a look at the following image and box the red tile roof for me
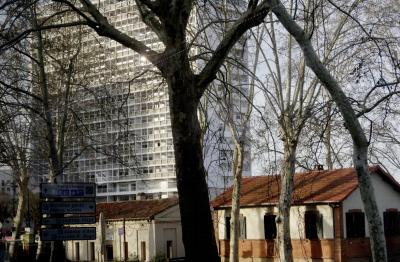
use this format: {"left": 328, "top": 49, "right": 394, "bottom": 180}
{"left": 212, "top": 165, "right": 400, "bottom": 208}
{"left": 96, "top": 198, "right": 179, "bottom": 220}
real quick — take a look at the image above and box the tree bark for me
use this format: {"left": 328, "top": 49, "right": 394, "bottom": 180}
{"left": 8, "top": 175, "right": 28, "bottom": 260}
{"left": 166, "top": 70, "right": 220, "bottom": 262}
{"left": 46, "top": 1, "right": 272, "bottom": 260}
{"left": 229, "top": 144, "right": 244, "bottom": 262}
{"left": 267, "top": 1, "right": 387, "bottom": 261}
{"left": 276, "top": 133, "right": 296, "bottom": 262}
{"left": 33, "top": 12, "right": 65, "bottom": 262}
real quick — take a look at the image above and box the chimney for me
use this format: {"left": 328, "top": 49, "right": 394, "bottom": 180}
{"left": 314, "top": 164, "right": 324, "bottom": 171}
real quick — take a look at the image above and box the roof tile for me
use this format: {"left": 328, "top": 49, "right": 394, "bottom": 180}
{"left": 212, "top": 166, "right": 399, "bottom": 208}
{"left": 96, "top": 198, "right": 179, "bottom": 220}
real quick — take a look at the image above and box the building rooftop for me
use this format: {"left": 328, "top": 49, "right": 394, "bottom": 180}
{"left": 96, "top": 198, "right": 179, "bottom": 220}
{"left": 212, "top": 165, "right": 400, "bottom": 208}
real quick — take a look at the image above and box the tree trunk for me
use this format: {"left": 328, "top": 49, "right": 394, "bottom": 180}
{"left": 229, "top": 144, "right": 244, "bottom": 262}
{"left": 276, "top": 137, "right": 296, "bottom": 262}
{"left": 167, "top": 72, "right": 220, "bottom": 262}
{"left": 8, "top": 176, "right": 28, "bottom": 260}
{"left": 267, "top": 1, "right": 388, "bottom": 260}
{"left": 32, "top": 14, "right": 66, "bottom": 262}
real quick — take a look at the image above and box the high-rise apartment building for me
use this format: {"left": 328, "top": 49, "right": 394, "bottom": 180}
{"left": 36, "top": 0, "right": 251, "bottom": 202}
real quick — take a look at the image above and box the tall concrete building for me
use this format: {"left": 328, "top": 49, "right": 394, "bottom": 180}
{"left": 38, "top": 0, "right": 251, "bottom": 202}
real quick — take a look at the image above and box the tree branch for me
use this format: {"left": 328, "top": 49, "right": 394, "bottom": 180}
{"left": 196, "top": 2, "right": 270, "bottom": 96}
{"left": 76, "top": 0, "right": 162, "bottom": 66}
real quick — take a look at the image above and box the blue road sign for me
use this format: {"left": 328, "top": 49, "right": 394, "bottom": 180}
{"left": 40, "top": 183, "right": 96, "bottom": 198}
{"left": 41, "top": 227, "right": 96, "bottom": 241}
{"left": 41, "top": 201, "right": 96, "bottom": 214}
{"left": 42, "top": 216, "right": 96, "bottom": 225}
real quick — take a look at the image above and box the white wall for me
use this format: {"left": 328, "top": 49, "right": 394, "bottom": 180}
{"left": 153, "top": 205, "right": 185, "bottom": 258}
{"left": 65, "top": 240, "right": 96, "bottom": 261}
{"left": 343, "top": 173, "right": 400, "bottom": 238}
{"left": 216, "top": 204, "right": 334, "bottom": 240}
{"left": 65, "top": 206, "right": 184, "bottom": 261}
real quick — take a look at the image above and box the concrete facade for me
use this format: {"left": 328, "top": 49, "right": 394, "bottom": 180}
{"left": 37, "top": 0, "right": 251, "bottom": 202}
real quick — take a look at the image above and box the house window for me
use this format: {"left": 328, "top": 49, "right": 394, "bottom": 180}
{"left": 106, "top": 244, "right": 113, "bottom": 260}
{"left": 225, "top": 217, "right": 231, "bottom": 239}
{"left": 225, "top": 215, "right": 246, "bottom": 240}
{"left": 384, "top": 209, "right": 400, "bottom": 236}
{"left": 140, "top": 241, "right": 146, "bottom": 262}
{"left": 166, "top": 240, "right": 173, "bottom": 259}
{"left": 239, "top": 215, "right": 247, "bottom": 239}
{"left": 90, "top": 242, "right": 95, "bottom": 261}
{"left": 264, "top": 214, "right": 277, "bottom": 239}
{"left": 75, "top": 242, "right": 80, "bottom": 261}
{"left": 346, "top": 210, "right": 365, "bottom": 238}
{"left": 305, "top": 211, "right": 323, "bottom": 239}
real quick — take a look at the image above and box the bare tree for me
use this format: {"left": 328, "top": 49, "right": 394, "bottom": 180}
{"left": 1, "top": 3, "right": 140, "bottom": 260}
{"left": 263, "top": 0, "right": 397, "bottom": 260}
{"left": 30, "top": 1, "right": 274, "bottom": 260}
{"left": 0, "top": 12, "right": 36, "bottom": 256}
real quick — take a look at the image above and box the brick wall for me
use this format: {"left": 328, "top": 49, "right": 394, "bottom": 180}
{"left": 219, "top": 239, "right": 334, "bottom": 259}
{"left": 219, "top": 237, "right": 400, "bottom": 261}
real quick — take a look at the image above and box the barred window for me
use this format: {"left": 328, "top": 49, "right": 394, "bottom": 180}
{"left": 346, "top": 210, "right": 365, "bottom": 238}
{"left": 384, "top": 209, "right": 400, "bottom": 236}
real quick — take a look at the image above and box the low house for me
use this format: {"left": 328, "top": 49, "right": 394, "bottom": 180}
{"left": 65, "top": 198, "right": 184, "bottom": 261}
{"left": 212, "top": 166, "right": 400, "bottom": 262}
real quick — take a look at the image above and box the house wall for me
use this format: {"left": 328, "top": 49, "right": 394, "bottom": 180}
{"left": 342, "top": 174, "right": 400, "bottom": 238}
{"left": 213, "top": 172, "right": 400, "bottom": 261}
{"left": 65, "top": 207, "right": 184, "bottom": 261}
{"left": 218, "top": 239, "right": 335, "bottom": 262}
{"left": 65, "top": 239, "right": 96, "bottom": 262}
{"left": 153, "top": 205, "right": 185, "bottom": 258}
{"left": 216, "top": 204, "right": 334, "bottom": 240}
{"left": 215, "top": 204, "right": 335, "bottom": 261}
{"left": 65, "top": 220, "right": 151, "bottom": 261}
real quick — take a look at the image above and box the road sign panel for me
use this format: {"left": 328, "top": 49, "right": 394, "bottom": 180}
{"left": 42, "top": 216, "right": 96, "bottom": 225}
{"left": 41, "top": 201, "right": 96, "bottom": 214}
{"left": 40, "top": 183, "right": 96, "bottom": 198}
{"left": 41, "top": 227, "right": 96, "bottom": 241}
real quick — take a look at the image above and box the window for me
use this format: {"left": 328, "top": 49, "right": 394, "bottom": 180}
{"left": 140, "top": 241, "right": 146, "bottom": 262}
{"left": 346, "top": 210, "right": 365, "bottom": 238}
{"left": 166, "top": 240, "right": 173, "bottom": 259}
{"left": 225, "top": 215, "right": 246, "bottom": 240}
{"left": 90, "top": 242, "right": 95, "bottom": 261}
{"left": 75, "top": 242, "right": 80, "bottom": 261}
{"left": 97, "top": 184, "right": 107, "bottom": 193}
{"left": 239, "top": 215, "right": 247, "bottom": 239}
{"left": 305, "top": 211, "right": 323, "bottom": 239}
{"left": 264, "top": 214, "right": 277, "bottom": 239}
{"left": 384, "top": 209, "right": 400, "bottom": 236}
{"left": 225, "top": 217, "right": 231, "bottom": 239}
{"left": 119, "top": 183, "right": 129, "bottom": 192}
{"left": 106, "top": 245, "right": 114, "bottom": 260}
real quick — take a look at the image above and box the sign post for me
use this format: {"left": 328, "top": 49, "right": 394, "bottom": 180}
{"left": 40, "top": 183, "right": 96, "bottom": 198}
{"left": 40, "top": 182, "right": 97, "bottom": 241}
